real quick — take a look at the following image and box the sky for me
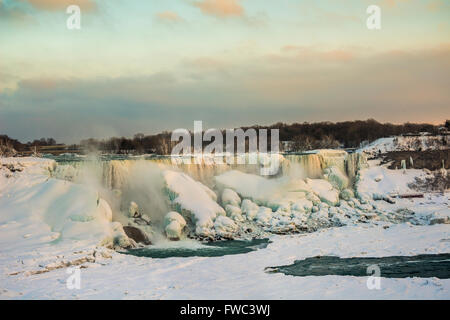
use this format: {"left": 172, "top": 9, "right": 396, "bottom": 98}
{"left": 0, "top": 0, "right": 449, "bottom": 143}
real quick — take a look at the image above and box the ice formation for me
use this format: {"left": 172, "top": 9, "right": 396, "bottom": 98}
{"left": 6, "top": 145, "right": 447, "bottom": 245}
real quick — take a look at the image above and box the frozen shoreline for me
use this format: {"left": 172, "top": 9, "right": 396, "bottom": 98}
{"left": 0, "top": 156, "right": 449, "bottom": 299}
{"left": 1, "top": 223, "right": 449, "bottom": 299}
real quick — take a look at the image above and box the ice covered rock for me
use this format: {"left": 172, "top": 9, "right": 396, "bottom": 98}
{"left": 241, "top": 199, "right": 259, "bottom": 220}
{"left": 225, "top": 204, "right": 244, "bottom": 222}
{"left": 429, "top": 209, "right": 450, "bottom": 225}
{"left": 372, "top": 193, "right": 396, "bottom": 204}
{"left": 306, "top": 178, "right": 339, "bottom": 206}
{"left": 292, "top": 199, "right": 313, "bottom": 212}
{"left": 164, "top": 211, "right": 187, "bottom": 228}
{"left": 164, "top": 211, "right": 187, "bottom": 240}
{"left": 164, "top": 170, "right": 225, "bottom": 237}
{"left": 214, "top": 216, "right": 238, "bottom": 238}
{"left": 275, "top": 203, "right": 291, "bottom": 215}
{"left": 165, "top": 221, "right": 183, "bottom": 240}
{"left": 255, "top": 207, "right": 272, "bottom": 225}
{"left": 310, "top": 209, "right": 329, "bottom": 223}
{"left": 101, "top": 222, "right": 136, "bottom": 249}
{"left": 221, "top": 188, "right": 241, "bottom": 207}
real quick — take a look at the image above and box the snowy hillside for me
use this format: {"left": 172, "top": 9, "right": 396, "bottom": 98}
{"left": 359, "top": 135, "right": 449, "bottom": 157}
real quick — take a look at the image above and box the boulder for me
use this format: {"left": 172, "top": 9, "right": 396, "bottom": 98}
{"left": 123, "top": 226, "right": 151, "bottom": 245}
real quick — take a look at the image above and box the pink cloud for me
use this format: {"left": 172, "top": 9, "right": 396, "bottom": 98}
{"left": 193, "top": 0, "right": 244, "bottom": 18}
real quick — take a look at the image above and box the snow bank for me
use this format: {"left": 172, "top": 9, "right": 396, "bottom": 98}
{"left": 0, "top": 157, "right": 133, "bottom": 278}
{"left": 356, "top": 166, "right": 425, "bottom": 200}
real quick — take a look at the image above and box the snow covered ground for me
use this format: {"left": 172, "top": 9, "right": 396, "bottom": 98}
{"left": 359, "top": 135, "right": 449, "bottom": 157}
{"left": 1, "top": 224, "right": 449, "bottom": 299}
{"left": 0, "top": 156, "right": 449, "bottom": 299}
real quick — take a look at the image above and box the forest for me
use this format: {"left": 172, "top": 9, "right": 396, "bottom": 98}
{"left": 1, "top": 119, "right": 448, "bottom": 155}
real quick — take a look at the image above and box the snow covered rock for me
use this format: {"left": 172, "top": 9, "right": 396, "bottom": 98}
{"left": 221, "top": 188, "right": 241, "bottom": 207}
{"left": 101, "top": 222, "right": 136, "bottom": 249}
{"left": 225, "top": 204, "right": 244, "bottom": 222}
{"left": 163, "top": 170, "right": 225, "bottom": 237}
{"left": 164, "top": 212, "right": 187, "bottom": 240}
{"left": 429, "top": 209, "right": 450, "bottom": 225}
{"left": 309, "top": 209, "right": 329, "bottom": 224}
{"left": 255, "top": 207, "right": 273, "bottom": 225}
{"left": 241, "top": 199, "right": 259, "bottom": 220}
{"left": 292, "top": 199, "right": 313, "bottom": 212}
{"left": 372, "top": 193, "right": 396, "bottom": 204}
{"left": 306, "top": 178, "right": 339, "bottom": 206}
{"left": 214, "top": 216, "right": 238, "bottom": 238}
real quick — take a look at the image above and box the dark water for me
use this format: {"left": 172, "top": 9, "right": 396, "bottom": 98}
{"left": 267, "top": 254, "right": 450, "bottom": 279}
{"left": 122, "top": 238, "right": 271, "bottom": 259}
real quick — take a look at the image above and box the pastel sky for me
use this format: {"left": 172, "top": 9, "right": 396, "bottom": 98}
{"left": 0, "top": 0, "right": 449, "bottom": 142}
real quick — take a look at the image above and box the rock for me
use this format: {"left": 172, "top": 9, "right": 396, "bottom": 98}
{"left": 141, "top": 214, "right": 151, "bottom": 224}
{"left": 134, "top": 214, "right": 151, "bottom": 226}
{"left": 123, "top": 226, "right": 151, "bottom": 245}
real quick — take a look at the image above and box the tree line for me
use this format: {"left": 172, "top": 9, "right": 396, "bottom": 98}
{"left": 1, "top": 119, "right": 448, "bottom": 155}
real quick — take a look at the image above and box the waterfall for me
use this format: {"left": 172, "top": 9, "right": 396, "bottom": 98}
{"left": 52, "top": 151, "right": 367, "bottom": 189}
